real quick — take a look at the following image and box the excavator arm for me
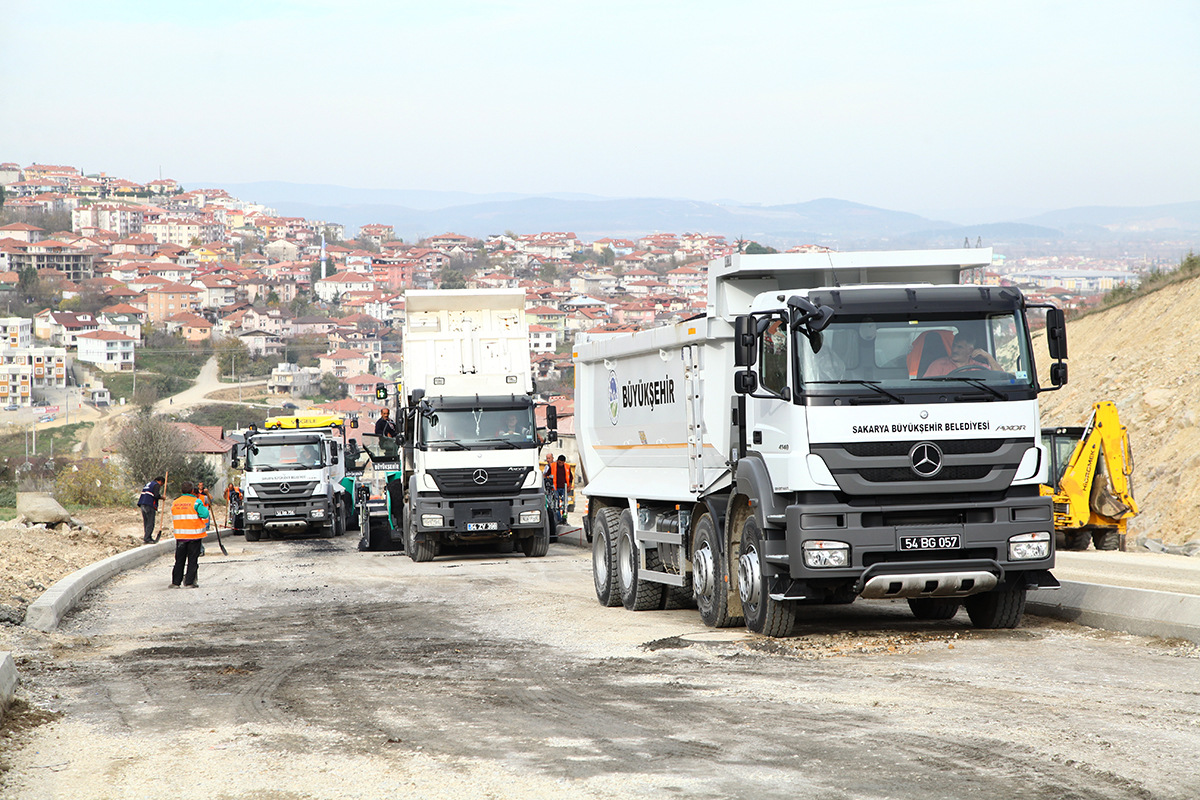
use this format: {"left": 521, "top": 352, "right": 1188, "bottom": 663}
{"left": 1046, "top": 401, "right": 1137, "bottom": 538}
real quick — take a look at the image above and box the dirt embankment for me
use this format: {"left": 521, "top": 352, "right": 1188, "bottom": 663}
{"left": 1036, "top": 277, "right": 1200, "bottom": 545}
{"left": 0, "top": 508, "right": 144, "bottom": 618}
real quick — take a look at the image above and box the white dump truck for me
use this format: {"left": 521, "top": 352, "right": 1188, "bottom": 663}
{"left": 360, "top": 288, "right": 555, "bottom": 560}
{"left": 232, "top": 413, "right": 354, "bottom": 542}
{"left": 575, "top": 249, "right": 1067, "bottom": 635}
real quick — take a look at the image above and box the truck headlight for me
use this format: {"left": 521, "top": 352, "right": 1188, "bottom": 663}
{"left": 803, "top": 540, "right": 849, "bottom": 568}
{"left": 247, "top": 511, "right": 261, "bottom": 521}
{"left": 421, "top": 514, "right": 444, "bottom": 527}
{"left": 1009, "top": 532, "right": 1051, "bottom": 561}
{"left": 519, "top": 510, "right": 541, "bottom": 525}
{"left": 310, "top": 508, "right": 326, "bottom": 519}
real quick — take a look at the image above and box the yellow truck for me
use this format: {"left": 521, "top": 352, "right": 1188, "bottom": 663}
{"left": 1041, "top": 401, "right": 1137, "bottom": 551}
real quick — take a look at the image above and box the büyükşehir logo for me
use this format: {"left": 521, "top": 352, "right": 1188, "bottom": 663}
{"left": 608, "top": 370, "right": 619, "bottom": 425}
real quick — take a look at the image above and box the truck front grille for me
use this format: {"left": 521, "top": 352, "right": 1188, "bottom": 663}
{"left": 811, "top": 437, "right": 1033, "bottom": 496}
{"left": 254, "top": 480, "right": 318, "bottom": 499}
{"left": 427, "top": 467, "right": 532, "bottom": 496}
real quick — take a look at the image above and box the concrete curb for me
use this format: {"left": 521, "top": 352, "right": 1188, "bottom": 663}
{"left": 553, "top": 524, "right": 588, "bottom": 549}
{"left": 23, "top": 533, "right": 218, "bottom": 633}
{"left": 1028, "top": 580, "right": 1200, "bottom": 644}
{"left": 0, "top": 651, "right": 16, "bottom": 721}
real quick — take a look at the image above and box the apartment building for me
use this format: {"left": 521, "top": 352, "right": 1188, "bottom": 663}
{"left": 0, "top": 346, "right": 67, "bottom": 406}
{"left": 75, "top": 330, "right": 136, "bottom": 372}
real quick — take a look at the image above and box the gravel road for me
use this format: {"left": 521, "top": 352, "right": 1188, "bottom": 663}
{"left": 1, "top": 536, "right": 1197, "bottom": 799}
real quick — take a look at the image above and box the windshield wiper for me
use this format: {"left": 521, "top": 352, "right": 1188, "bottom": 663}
{"left": 473, "top": 437, "right": 522, "bottom": 449}
{"left": 424, "top": 439, "right": 467, "bottom": 450}
{"left": 917, "top": 376, "right": 1006, "bottom": 400}
{"left": 808, "top": 380, "right": 905, "bottom": 404}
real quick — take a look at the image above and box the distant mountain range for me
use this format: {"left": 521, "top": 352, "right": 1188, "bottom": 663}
{"left": 189, "top": 181, "right": 1200, "bottom": 249}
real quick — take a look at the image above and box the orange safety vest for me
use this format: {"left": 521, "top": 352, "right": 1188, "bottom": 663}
{"left": 172, "top": 494, "right": 207, "bottom": 540}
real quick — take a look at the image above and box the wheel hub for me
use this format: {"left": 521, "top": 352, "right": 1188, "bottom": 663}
{"left": 738, "top": 547, "right": 761, "bottom": 606}
{"left": 693, "top": 544, "right": 714, "bottom": 597}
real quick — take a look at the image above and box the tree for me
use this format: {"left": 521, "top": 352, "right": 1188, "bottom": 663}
{"left": 17, "top": 266, "right": 38, "bottom": 296}
{"left": 114, "top": 411, "right": 189, "bottom": 489}
{"left": 539, "top": 262, "right": 559, "bottom": 283}
{"left": 440, "top": 266, "right": 466, "bottom": 290}
{"left": 266, "top": 289, "right": 280, "bottom": 306}
{"left": 216, "top": 338, "right": 249, "bottom": 378}
{"left": 744, "top": 242, "right": 778, "bottom": 255}
{"left": 319, "top": 371, "right": 345, "bottom": 399}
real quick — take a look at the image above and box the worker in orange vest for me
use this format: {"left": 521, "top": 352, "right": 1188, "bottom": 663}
{"left": 543, "top": 455, "right": 572, "bottom": 526}
{"left": 170, "top": 480, "right": 211, "bottom": 588}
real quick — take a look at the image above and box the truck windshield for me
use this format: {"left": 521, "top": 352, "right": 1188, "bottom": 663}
{"left": 246, "top": 438, "right": 325, "bottom": 470}
{"left": 421, "top": 407, "right": 537, "bottom": 450}
{"left": 794, "top": 312, "right": 1034, "bottom": 394}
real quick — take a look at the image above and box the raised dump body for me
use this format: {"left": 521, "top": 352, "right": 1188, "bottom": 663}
{"left": 576, "top": 249, "right": 1067, "bottom": 634}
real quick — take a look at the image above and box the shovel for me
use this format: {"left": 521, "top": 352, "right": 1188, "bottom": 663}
{"left": 153, "top": 470, "right": 169, "bottom": 543}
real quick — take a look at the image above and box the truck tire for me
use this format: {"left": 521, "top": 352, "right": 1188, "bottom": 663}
{"left": 907, "top": 598, "right": 961, "bottom": 620}
{"left": 1064, "top": 531, "right": 1091, "bottom": 551}
{"left": 592, "top": 508, "right": 622, "bottom": 607}
{"left": 407, "top": 517, "right": 436, "bottom": 563}
{"left": 693, "top": 513, "right": 743, "bottom": 628}
{"left": 521, "top": 518, "right": 550, "bottom": 558}
{"left": 964, "top": 586, "right": 1027, "bottom": 629}
{"left": 738, "top": 518, "right": 795, "bottom": 636}
{"left": 617, "top": 509, "right": 664, "bottom": 611}
{"left": 1093, "top": 528, "right": 1120, "bottom": 551}
{"left": 495, "top": 537, "right": 516, "bottom": 553}
{"left": 245, "top": 527, "right": 261, "bottom": 543}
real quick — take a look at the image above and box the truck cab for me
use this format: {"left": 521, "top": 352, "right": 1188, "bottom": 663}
{"left": 233, "top": 413, "right": 353, "bottom": 542}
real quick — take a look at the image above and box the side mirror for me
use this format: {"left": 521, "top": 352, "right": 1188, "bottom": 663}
{"left": 546, "top": 430, "right": 558, "bottom": 443}
{"left": 734, "top": 369, "right": 758, "bottom": 395}
{"left": 1050, "top": 362, "right": 1068, "bottom": 387}
{"left": 1046, "top": 307, "right": 1068, "bottom": 360}
{"left": 230, "top": 457, "right": 240, "bottom": 469}
{"left": 350, "top": 417, "right": 358, "bottom": 429}
{"left": 734, "top": 316, "right": 757, "bottom": 367}
{"left": 546, "top": 404, "right": 558, "bottom": 430}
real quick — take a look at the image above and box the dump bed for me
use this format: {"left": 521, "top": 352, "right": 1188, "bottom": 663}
{"left": 404, "top": 288, "right": 532, "bottom": 398}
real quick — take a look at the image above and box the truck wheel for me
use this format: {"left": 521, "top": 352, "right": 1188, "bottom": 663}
{"left": 407, "top": 517, "right": 436, "bottom": 563}
{"left": 907, "top": 598, "right": 961, "bottom": 620}
{"left": 245, "top": 527, "right": 261, "bottom": 543}
{"left": 693, "top": 514, "right": 743, "bottom": 628}
{"left": 1092, "top": 529, "right": 1120, "bottom": 551}
{"left": 738, "top": 518, "right": 795, "bottom": 636}
{"left": 521, "top": 523, "right": 549, "bottom": 558}
{"left": 592, "top": 508, "right": 622, "bottom": 607}
{"left": 964, "top": 586, "right": 1027, "bottom": 629}
{"left": 1064, "top": 531, "right": 1091, "bottom": 551}
{"left": 617, "top": 509, "right": 664, "bottom": 611}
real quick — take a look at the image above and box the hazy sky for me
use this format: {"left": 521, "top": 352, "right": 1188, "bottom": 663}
{"left": 3, "top": 0, "right": 1197, "bottom": 220}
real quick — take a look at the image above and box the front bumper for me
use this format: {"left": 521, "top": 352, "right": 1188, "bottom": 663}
{"left": 244, "top": 496, "right": 332, "bottom": 532}
{"left": 412, "top": 489, "right": 546, "bottom": 539}
{"left": 763, "top": 493, "right": 1056, "bottom": 600}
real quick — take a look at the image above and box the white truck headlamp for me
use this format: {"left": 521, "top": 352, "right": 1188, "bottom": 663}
{"left": 519, "top": 510, "right": 541, "bottom": 525}
{"left": 803, "top": 540, "right": 849, "bottom": 568}
{"left": 1009, "top": 531, "right": 1051, "bottom": 561}
{"left": 310, "top": 508, "right": 326, "bottom": 519}
{"left": 421, "top": 514, "right": 444, "bottom": 527}
{"left": 246, "top": 511, "right": 261, "bottom": 521}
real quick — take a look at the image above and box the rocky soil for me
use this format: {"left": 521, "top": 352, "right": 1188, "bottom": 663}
{"left": 0, "top": 508, "right": 143, "bottom": 633}
{"left": 1035, "top": 275, "right": 1200, "bottom": 545}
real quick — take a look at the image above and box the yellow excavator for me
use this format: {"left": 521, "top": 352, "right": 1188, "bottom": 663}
{"left": 1041, "top": 401, "right": 1138, "bottom": 551}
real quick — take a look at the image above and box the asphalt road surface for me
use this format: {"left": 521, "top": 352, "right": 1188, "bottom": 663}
{"left": 2, "top": 536, "right": 1198, "bottom": 799}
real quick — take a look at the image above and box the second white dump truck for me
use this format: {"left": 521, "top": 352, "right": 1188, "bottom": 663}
{"left": 360, "top": 288, "right": 555, "bottom": 560}
{"left": 575, "top": 249, "right": 1067, "bottom": 635}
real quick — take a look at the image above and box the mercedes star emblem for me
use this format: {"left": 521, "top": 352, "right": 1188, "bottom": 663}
{"left": 279, "top": 483, "right": 291, "bottom": 494}
{"left": 909, "top": 442, "right": 943, "bottom": 478}
{"left": 472, "top": 469, "right": 489, "bottom": 485}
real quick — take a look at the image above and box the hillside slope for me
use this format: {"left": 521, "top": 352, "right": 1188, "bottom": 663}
{"left": 1035, "top": 277, "right": 1200, "bottom": 545}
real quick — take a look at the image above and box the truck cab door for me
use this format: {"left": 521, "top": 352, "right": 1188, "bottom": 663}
{"left": 746, "top": 316, "right": 794, "bottom": 491}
